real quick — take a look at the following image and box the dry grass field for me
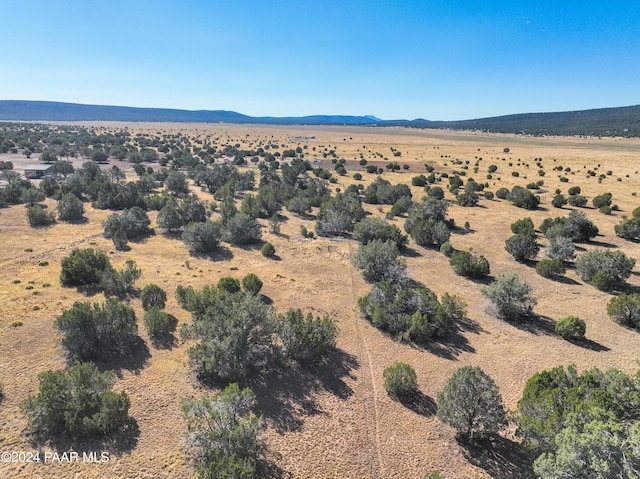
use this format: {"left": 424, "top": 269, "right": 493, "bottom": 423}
{"left": 1, "top": 123, "right": 640, "bottom": 479}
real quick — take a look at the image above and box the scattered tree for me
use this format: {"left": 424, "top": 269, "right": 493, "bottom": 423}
{"left": 383, "top": 362, "right": 419, "bottom": 400}
{"left": 482, "top": 273, "right": 536, "bottom": 320}
{"left": 437, "top": 366, "right": 507, "bottom": 443}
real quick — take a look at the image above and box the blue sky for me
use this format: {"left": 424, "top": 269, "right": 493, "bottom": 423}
{"left": 1, "top": 1, "right": 639, "bottom": 120}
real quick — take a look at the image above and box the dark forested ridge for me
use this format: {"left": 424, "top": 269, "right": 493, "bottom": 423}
{"left": 1, "top": 100, "right": 640, "bottom": 137}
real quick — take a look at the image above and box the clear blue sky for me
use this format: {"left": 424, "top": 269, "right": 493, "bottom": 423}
{"left": 2, "top": 0, "right": 639, "bottom": 120}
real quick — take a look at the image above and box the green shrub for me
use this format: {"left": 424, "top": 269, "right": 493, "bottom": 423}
{"left": 575, "top": 249, "right": 635, "bottom": 291}
{"left": 536, "top": 259, "right": 566, "bottom": 279}
{"left": 276, "top": 309, "right": 337, "bottom": 364}
{"left": 567, "top": 195, "right": 587, "bottom": 207}
{"left": 482, "top": 273, "right": 536, "bottom": 321}
{"left": 55, "top": 298, "right": 139, "bottom": 361}
{"left": 607, "top": 293, "right": 640, "bottom": 330}
{"left": 383, "top": 362, "right": 418, "bottom": 399}
{"left": 511, "top": 217, "right": 535, "bottom": 237}
{"left": 241, "top": 273, "right": 263, "bottom": 296}
{"left": 218, "top": 277, "right": 241, "bottom": 294}
{"left": 551, "top": 194, "right": 567, "bottom": 208}
{"left": 592, "top": 192, "right": 612, "bottom": 209}
{"left": 260, "top": 242, "right": 276, "bottom": 258}
{"left": 27, "top": 205, "right": 56, "bottom": 227}
{"left": 440, "top": 241, "right": 455, "bottom": 257}
{"left": 182, "top": 384, "right": 264, "bottom": 479}
{"left": 567, "top": 186, "right": 581, "bottom": 195}
{"left": 505, "top": 234, "right": 540, "bottom": 262}
{"left": 353, "top": 217, "right": 408, "bottom": 249}
{"left": 224, "top": 213, "right": 262, "bottom": 245}
{"left": 496, "top": 187, "right": 509, "bottom": 199}
{"left": 141, "top": 284, "right": 167, "bottom": 310}
{"left": 60, "top": 248, "right": 111, "bottom": 287}
{"left": 182, "top": 220, "right": 222, "bottom": 254}
{"left": 437, "top": 366, "right": 507, "bottom": 443}
{"left": 484, "top": 191, "right": 494, "bottom": 200}
{"left": 102, "top": 206, "right": 151, "bottom": 239}
{"left": 144, "top": 307, "right": 174, "bottom": 338}
{"left": 615, "top": 217, "right": 640, "bottom": 241}
{"left": 57, "top": 193, "right": 85, "bottom": 222}
{"left": 21, "top": 362, "right": 130, "bottom": 439}
{"left": 449, "top": 251, "right": 490, "bottom": 279}
{"left": 112, "top": 228, "right": 128, "bottom": 251}
{"left": 353, "top": 240, "right": 407, "bottom": 283}
{"left": 507, "top": 186, "right": 540, "bottom": 210}
{"left": 555, "top": 316, "right": 586, "bottom": 340}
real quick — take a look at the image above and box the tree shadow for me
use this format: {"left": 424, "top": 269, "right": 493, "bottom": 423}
{"left": 418, "top": 322, "right": 477, "bottom": 360}
{"left": 257, "top": 453, "right": 294, "bottom": 479}
{"left": 401, "top": 246, "right": 423, "bottom": 258}
{"left": 508, "top": 313, "right": 556, "bottom": 336}
{"left": 461, "top": 435, "right": 535, "bottom": 479}
{"left": 395, "top": 390, "right": 437, "bottom": 417}
{"left": 97, "top": 337, "right": 151, "bottom": 377}
{"left": 251, "top": 348, "right": 358, "bottom": 434}
{"left": 570, "top": 337, "right": 610, "bottom": 352}
{"left": 193, "top": 247, "right": 234, "bottom": 262}
{"left": 588, "top": 238, "right": 618, "bottom": 248}
{"left": 545, "top": 275, "right": 581, "bottom": 286}
{"left": 30, "top": 417, "right": 140, "bottom": 457}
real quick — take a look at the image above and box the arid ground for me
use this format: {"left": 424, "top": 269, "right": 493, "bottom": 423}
{"left": 1, "top": 123, "right": 639, "bottom": 478}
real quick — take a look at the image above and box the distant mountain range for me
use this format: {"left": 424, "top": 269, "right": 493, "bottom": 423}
{"left": 1, "top": 100, "right": 639, "bottom": 137}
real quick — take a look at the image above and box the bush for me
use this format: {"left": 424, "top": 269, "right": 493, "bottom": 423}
{"left": 182, "top": 221, "right": 222, "bottom": 254}
{"left": 260, "top": 242, "right": 276, "bottom": 258}
{"left": 440, "top": 241, "right": 455, "bottom": 257}
{"left": 218, "top": 277, "right": 241, "bottom": 294}
{"left": 112, "top": 228, "right": 128, "bottom": 251}
{"left": 607, "top": 293, "right": 640, "bottom": 330}
{"left": 141, "top": 284, "right": 167, "bottom": 310}
{"left": 482, "top": 273, "right": 536, "bottom": 320}
{"left": 276, "top": 309, "right": 337, "bottom": 364}
{"left": 567, "top": 195, "right": 587, "bottom": 207}
{"left": 183, "top": 289, "right": 275, "bottom": 384}
{"left": 592, "top": 192, "right": 612, "bottom": 209}
{"left": 182, "top": 384, "right": 265, "bottom": 478}
{"left": 21, "top": 362, "right": 130, "bottom": 439}
{"left": 575, "top": 249, "right": 636, "bottom": 291}
{"left": 437, "top": 366, "right": 507, "bottom": 443}
{"left": 496, "top": 187, "right": 509, "bottom": 199}
{"left": 545, "top": 236, "right": 575, "bottom": 261}
{"left": 484, "top": 191, "right": 494, "bottom": 200}
{"left": 99, "top": 259, "right": 141, "bottom": 297}
{"left": 359, "top": 281, "right": 451, "bottom": 342}
{"left": 507, "top": 186, "right": 540, "bottom": 210}
{"left": 103, "top": 207, "right": 151, "bottom": 239}
{"left": 505, "top": 234, "right": 540, "bottom": 262}
{"left": 511, "top": 217, "right": 535, "bottom": 237}
{"left": 144, "top": 307, "right": 174, "bottom": 338}
{"left": 352, "top": 217, "right": 408, "bottom": 249}
{"left": 536, "top": 259, "right": 566, "bottom": 279}
{"left": 60, "top": 248, "right": 111, "bottom": 287}
{"left": 567, "top": 186, "right": 581, "bottom": 195}
{"left": 353, "top": 240, "right": 407, "bottom": 283}
{"left": 615, "top": 217, "right": 640, "bottom": 241}
{"left": 551, "top": 194, "right": 567, "bottom": 208}
{"left": 240, "top": 273, "right": 263, "bottom": 296}
{"left": 27, "top": 205, "right": 56, "bottom": 227}
{"left": 383, "top": 362, "right": 418, "bottom": 399}
{"left": 57, "top": 193, "right": 85, "bottom": 221}
{"left": 555, "top": 316, "right": 586, "bottom": 340}
{"left": 225, "top": 213, "right": 262, "bottom": 245}
{"left": 55, "top": 298, "right": 138, "bottom": 361}
{"left": 449, "top": 251, "right": 490, "bottom": 279}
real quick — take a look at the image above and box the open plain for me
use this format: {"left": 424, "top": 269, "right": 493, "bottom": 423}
{"left": 1, "top": 123, "right": 640, "bottom": 479}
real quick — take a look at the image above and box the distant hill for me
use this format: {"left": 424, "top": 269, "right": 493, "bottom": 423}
{"left": 1, "top": 100, "right": 639, "bottom": 137}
